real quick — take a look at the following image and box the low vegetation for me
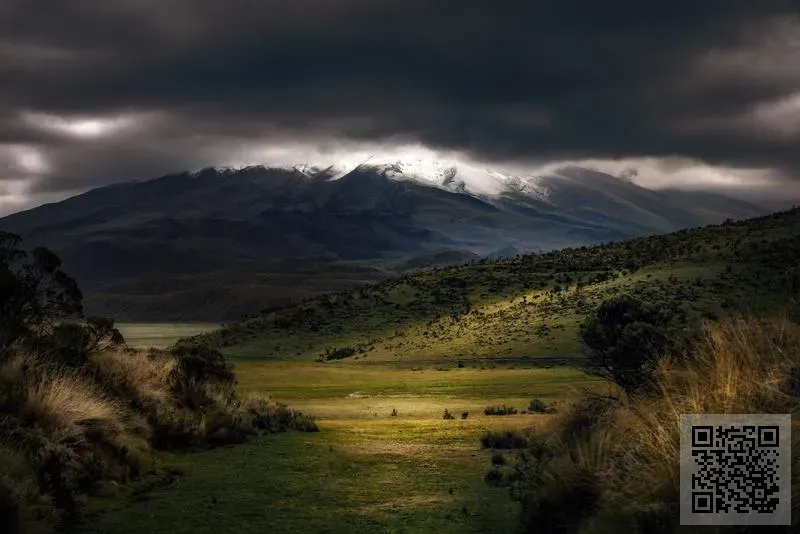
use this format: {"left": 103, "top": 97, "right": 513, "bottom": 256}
{"left": 481, "top": 430, "right": 530, "bottom": 450}
{"left": 0, "top": 232, "right": 315, "bottom": 533}
{"left": 487, "top": 315, "right": 800, "bottom": 532}
{"left": 184, "top": 208, "right": 800, "bottom": 363}
{"left": 5, "top": 209, "right": 799, "bottom": 532}
{"left": 527, "top": 399, "right": 555, "bottom": 414}
{"left": 484, "top": 405, "right": 518, "bottom": 416}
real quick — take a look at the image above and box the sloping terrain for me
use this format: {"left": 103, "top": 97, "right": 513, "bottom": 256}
{"left": 187, "top": 208, "right": 800, "bottom": 361}
{"left": 0, "top": 163, "right": 767, "bottom": 320}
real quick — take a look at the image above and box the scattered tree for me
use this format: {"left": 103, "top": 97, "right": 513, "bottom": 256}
{"left": 579, "top": 295, "right": 671, "bottom": 394}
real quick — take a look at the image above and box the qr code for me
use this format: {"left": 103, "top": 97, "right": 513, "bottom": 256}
{"left": 680, "top": 414, "right": 791, "bottom": 526}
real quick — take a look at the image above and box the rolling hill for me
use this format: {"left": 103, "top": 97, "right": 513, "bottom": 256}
{"left": 184, "top": 208, "right": 800, "bottom": 361}
{"left": 0, "top": 161, "right": 768, "bottom": 320}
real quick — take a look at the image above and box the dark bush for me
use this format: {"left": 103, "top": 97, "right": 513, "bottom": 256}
{"left": 170, "top": 345, "right": 234, "bottom": 386}
{"left": 318, "top": 346, "right": 357, "bottom": 361}
{"left": 491, "top": 451, "right": 507, "bottom": 466}
{"left": 39, "top": 323, "right": 91, "bottom": 368}
{"left": 480, "top": 430, "right": 528, "bottom": 449}
{"left": 527, "top": 399, "right": 555, "bottom": 414}
{"left": 247, "top": 401, "right": 318, "bottom": 434}
{"left": 484, "top": 405, "right": 518, "bottom": 416}
{"left": 461, "top": 411, "right": 469, "bottom": 420}
{"left": 442, "top": 409, "right": 455, "bottom": 420}
{"left": 579, "top": 295, "right": 672, "bottom": 394}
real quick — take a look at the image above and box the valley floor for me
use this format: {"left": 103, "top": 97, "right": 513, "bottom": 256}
{"left": 117, "top": 323, "right": 220, "bottom": 349}
{"left": 79, "top": 359, "right": 599, "bottom": 533}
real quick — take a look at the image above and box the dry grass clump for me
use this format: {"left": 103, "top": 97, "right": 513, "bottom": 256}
{"left": 92, "top": 349, "right": 175, "bottom": 407}
{"left": 498, "top": 316, "right": 800, "bottom": 532}
{"left": 0, "top": 345, "right": 316, "bottom": 532}
{"left": 610, "top": 318, "right": 800, "bottom": 507}
{"left": 20, "top": 372, "right": 124, "bottom": 433}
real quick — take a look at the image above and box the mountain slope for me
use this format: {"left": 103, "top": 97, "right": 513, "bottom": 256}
{"left": 184, "top": 208, "right": 800, "bottom": 361}
{"left": 0, "top": 162, "right": 768, "bottom": 320}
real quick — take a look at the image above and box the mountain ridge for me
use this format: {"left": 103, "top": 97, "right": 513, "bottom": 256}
{"left": 0, "top": 161, "right": 768, "bottom": 320}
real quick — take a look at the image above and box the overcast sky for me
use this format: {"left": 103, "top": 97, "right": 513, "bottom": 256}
{"left": 1, "top": 0, "right": 799, "bottom": 215}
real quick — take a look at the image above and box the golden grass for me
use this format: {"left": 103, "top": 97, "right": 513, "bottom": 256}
{"left": 545, "top": 315, "right": 800, "bottom": 525}
{"left": 1, "top": 349, "right": 175, "bottom": 444}
{"left": 613, "top": 318, "right": 799, "bottom": 497}
{"left": 19, "top": 369, "right": 124, "bottom": 432}
{"left": 92, "top": 349, "right": 176, "bottom": 406}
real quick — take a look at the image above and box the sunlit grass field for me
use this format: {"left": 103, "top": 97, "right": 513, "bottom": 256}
{"left": 81, "top": 357, "right": 601, "bottom": 533}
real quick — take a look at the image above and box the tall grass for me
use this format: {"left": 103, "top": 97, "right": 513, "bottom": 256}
{"left": 21, "top": 372, "right": 124, "bottom": 432}
{"left": 502, "top": 316, "right": 800, "bottom": 532}
{"left": 92, "top": 348, "right": 176, "bottom": 407}
{"left": 0, "top": 346, "right": 316, "bottom": 532}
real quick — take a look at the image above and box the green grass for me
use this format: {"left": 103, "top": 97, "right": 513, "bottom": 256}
{"left": 117, "top": 323, "right": 220, "bottom": 348}
{"left": 79, "top": 209, "right": 800, "bottom": 532}
{"left": 185, "top": 209, "right": 800, "bottom": 363}
{"left": 80, "top": 360, "right": 600, "bottom": 533}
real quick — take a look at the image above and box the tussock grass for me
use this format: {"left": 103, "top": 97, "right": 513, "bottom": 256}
{"left": 0, "top": 346, "right": 316, "bottom": 532}
{"left": 20, "top": 372, "right": 124, "bottom": 432}
{"left": 92, "top": 349, "right": 175, "bottom": 407}
{"left": 503, "top": 316, "right": 800, "bottom": 532}
{"left": 610, "top": 318, "right": 800, "bottom": 506}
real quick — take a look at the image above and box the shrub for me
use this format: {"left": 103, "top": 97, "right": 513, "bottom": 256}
{"left": 442, "top": 409, "right": 455, "bottom": 420}
{"left": 484, "top": 405, "right": 518, "bottom": 416}
{"left": 480, "top": 430, "right": 528, "bottom": 449}
{"left": 491, "top": 451, "right": 507, "bottom": 466}
{"left": 527, "top": 399, "right": 553, "bottom": 413}
{"left": 170, "top": 345, "right": 234, "bottom": 386}
{"left": 579, "top": 295, "right": 673, "bottom": 394}
{"left": 318, "top": 346, "right": 357, "bottom": 362}
{"left": 391, "top": 408, "right": 398, "bottom": 417}
{"left": 461, "top": 411, "right": 469, "bottom": 420}
{"left": 497, "top": 316, "right": 800, "bottom": 532}
{"left": 37, "top": 324, "right": 92, "bottom": 368}
{"left": 245, "top": 398, "right": 318, "bottom": 434}
{"left": 0, "top": 237, "right": 318, "bottom": 530}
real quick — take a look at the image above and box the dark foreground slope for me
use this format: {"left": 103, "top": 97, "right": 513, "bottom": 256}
{"left": 186, "top": 208, "right": 800, "bottom": 361}
{"left": 0, "top": 165, "right": 765, "bottom": 320}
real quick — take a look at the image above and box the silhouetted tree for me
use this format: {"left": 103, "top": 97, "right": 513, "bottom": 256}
{"left": 0, "top": 232, "right": 123, "bottom": 366}
{"left": 0, "top": 231, "right": 82, "bottom": 357}
{"left": 579, "top": 295, "right": 671, "bottom": 394}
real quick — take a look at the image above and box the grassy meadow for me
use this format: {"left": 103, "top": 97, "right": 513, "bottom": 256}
{"left": 67, "top": 208, "right": 800, "bottom": 532}
{"left": 80, "top": 357, "right": 600, "bottom": 533}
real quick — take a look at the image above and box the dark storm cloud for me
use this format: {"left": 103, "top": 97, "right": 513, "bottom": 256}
{"left": 1, "top": 0, "right": 799, "bottom": 203}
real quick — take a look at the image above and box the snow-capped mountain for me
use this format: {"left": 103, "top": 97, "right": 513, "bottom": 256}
{"left": 271, "top": 155, "right": 552, "bottom": 200}
{"left": 0, "top": 160, "right": 768, "bottom": 320}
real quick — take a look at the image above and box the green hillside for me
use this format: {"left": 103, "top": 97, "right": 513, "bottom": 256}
{"left": 185, "top": 208, "right": 800, "bottom": 361}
